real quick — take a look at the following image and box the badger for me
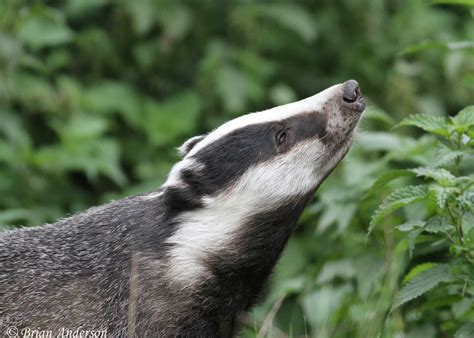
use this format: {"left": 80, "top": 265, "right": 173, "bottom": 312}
{"left": 0, "top": 80, "right": 365, "bottom": 337}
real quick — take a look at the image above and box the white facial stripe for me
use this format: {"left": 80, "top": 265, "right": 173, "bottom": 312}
{"left": 186, "top": 84, "right": 343, "bottom": 157}
{"left": 228, "top": 140, "right": 326, "bottom": 198}
{"left": 163, "top": 158, "right": 203, "bottom": 188}
{"left": 165, "top": 139, "right": 330, "bottom": 285}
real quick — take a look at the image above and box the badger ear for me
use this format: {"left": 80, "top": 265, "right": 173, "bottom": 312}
{"left": 178, "top": 135, "right": 206, "bottom": 157}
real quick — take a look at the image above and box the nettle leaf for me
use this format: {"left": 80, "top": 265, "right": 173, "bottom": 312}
{"left": 391, "top": 264, "right": 452, "bottom": 311}
{"left": 429, "top": 186, "right": 459, "bottom": 209}
{"left": 454, "top": 323, "right": 474, "bottom": 338}
{"left": 410, "top": 167, "right": 456, "bottom": 186}
{"left": 369, "top": 185, "right": 429, "bottom": 233}
{"left": 317, "top": 259, "right": 355, "bottom": 284}
{"left": 397, "top": 220, "right": 425, "bottom": 232}
{"left": 408, "top": 228, "right": 423, "bottom": 258}
{"left": 237, "top": 4, "right": 318, "bottom": 42}
{"left": 397, "top": 114, "right": 449, "bottom": 137}
{"left": 17, "top": 9, "right": 73, "bottom": 49}
{"left": 460, "top": 133, "right": 472, "bottom": 146}
{"left": 82, "top": 81, "right": 143, "bottom": 127}
{"left": 385, "top": 135, "right": 438, "bottom": 166}
{"left": 461, "top": 212, "right": 474, "bottom": 235}
{"left": 156, "top": 2, "right": 192, "bottom": 40}
{"left": 302, "top": 284, "right": 353, "bottom": 329}
{"left": 402, "top": 262, "right": 437, "bottom": 284}
{"left": 356, "top": 132, "right": 407, "bottom": 151}
{"left": 452, "top": 105, "right": 474, "bottom": 130}
{"left": 433, "top": 144, "right": 465, "bottom": 168}
{"left": 363, "top": 169, "right": 414, "bottom": 198}
{"left": 424, "top": 216, "right": 453, "bottom": 234}
{"left": 144, "top": 91, "right": 201, "bottom": 145}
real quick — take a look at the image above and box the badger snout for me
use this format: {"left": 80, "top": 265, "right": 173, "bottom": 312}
{"left": 342, "top": 79, "right": 365, "bottom": 112}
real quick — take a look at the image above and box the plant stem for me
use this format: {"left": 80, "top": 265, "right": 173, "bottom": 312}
{"left": 447, "top": 205, "right": 464, "bottom": 246}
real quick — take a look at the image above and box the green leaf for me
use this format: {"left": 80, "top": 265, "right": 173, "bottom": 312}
{"left": 405, "top": 324, "right": 436, "bottom": 338}
{"left": 454, "top": 323, "right": 474, "bottom": 338}
{"left": 397, "top": 114, "right": 449, "bottom": 136}
{"left": 317, "top": 259, "right": 355, "bottom": 284}
{"left": 369, "top": 185, "right": 429, "bottom": 233}
{"left": 452, "top": 298, "right": 474, "bottom": 319}
{"left": 399, "top": 40, "right": 474, "bottom": 56}
{"left": 410, "top": 167, "right": 456, "bottom": 187}
{"left": 17, "top": 9, "right": 73, "bottom": 49}
{"left": 316, "top": 202, "right": 357, "bottom": 233}
{"left": 391, "top": 264, "right": 452, "bottom": 311}
{"left": 269, "top": 83, "right": 297, "bottom": 105}
{"left": 124, "top": 0, "right": 156, "bottom": 35}
{"left": 237, "top": 4, "right": 318, "bottom": 42}
{"left": 452, "top": 105, "right": 474, "bottom": 129}
{"left": 53, "top": 114, "right": 108, "bottom": 142}
{"left": 6, "top": 72, "right": 56, "bottom": 111}
{"left": 0, "top": 207, "right": 62, "bottom": 226}
{"left": 385, "top": 135, "right": 438, "bottom": 166}
{"left": 156, "top": 2, "right": 192, "bottom": 39}
{"left": 424, "top": 216, "right": 453, "bottom": 234}
{"left": 433, "top": 144, "right": 465, "bottom": 168}
{"left": 408, "top": 228, "right": 423, "bottom": 258}
{"left": 144, "top": 91, "right": 201, "bottom": 145}
{"left": 216, "top": 65, "right": 248, "bottom": 113}
{"left": 362, "top": 106, "right": 395, "bottom": 126}
{"left": 399, "top": 41, "right": 448, "bottom": 56}
{"left": 353, "top": 255, "right": 386, "bottom": 300}
{"left": 397, "top": 220, "right": 425, "bottom": 232}
{"left": 363, "top": 169, "right": 413, "bottom": 198}
{"left": 302, "top": 284, "right": 353, "bottom": 329}
{"left": 462, "top": 212, "right": 474, "bottom": 235}
{"left": 402, "top": 263, "right": 437, "bottom": 284}
{"left": 262, "top": 5, "right": 317, "bottom": 42}
{"left": 431, "top": 0, "right": 474, "bottom": 7}
{"left": 65, "top": 0, "right": 111, "bottom": 17}
{"left": 34, "top": 139, "right": 126, "bottom": 186}
{"left": 356, "top": 132, "right": 406, "bottom": 151}
{"left": 430, "top": 185, "right": 458, "bottom": 209}
{"left": 82, "top": 81, "right": 143, "bottom": 127}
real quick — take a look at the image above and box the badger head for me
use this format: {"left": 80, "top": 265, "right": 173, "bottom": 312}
{"left": 162, "top": 80, "right": 365, "bottom": 285}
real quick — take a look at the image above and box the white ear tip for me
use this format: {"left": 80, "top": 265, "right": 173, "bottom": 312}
{"left": 178, "top": 135, "right": 206, "bottom": 157}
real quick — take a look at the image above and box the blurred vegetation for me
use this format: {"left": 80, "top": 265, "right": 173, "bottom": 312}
{"left": 0, "top": 0, "right": 473, "bottom": 337}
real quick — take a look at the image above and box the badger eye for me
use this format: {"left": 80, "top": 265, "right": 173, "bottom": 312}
{"left": 276, "top": 131, "right": 287, "bottom": 145}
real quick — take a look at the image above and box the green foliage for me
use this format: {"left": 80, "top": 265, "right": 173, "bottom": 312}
{"left": 370, "top": 185, "right": 429, "bottom": 232}
{"left": 391, "top": 264, "right": 452, "bottom": 311}
{"left": 0, "top": 0, "right": 473, "bottom": 337}
{"left": 397, "top": 114, "right": 450, "bottom": 136}
{"left": 369, "top": 106, "right": 474, "bottom": 335}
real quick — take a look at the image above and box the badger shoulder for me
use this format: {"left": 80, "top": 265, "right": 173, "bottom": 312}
{"left": 0, "top": 190, "right": 178, "bottom": 297}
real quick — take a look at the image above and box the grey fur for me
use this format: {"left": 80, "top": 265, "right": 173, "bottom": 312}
{"left": 0, "top": 194, "right": 219, "bottom": 336}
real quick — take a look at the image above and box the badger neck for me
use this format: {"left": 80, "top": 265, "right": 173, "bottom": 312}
{"left": 163, "top": 188, "right": 313, "bottom": 312}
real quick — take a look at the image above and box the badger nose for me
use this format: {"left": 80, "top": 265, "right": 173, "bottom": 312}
{"left": 342, "top": 79, "right": 361, "bottom": 103}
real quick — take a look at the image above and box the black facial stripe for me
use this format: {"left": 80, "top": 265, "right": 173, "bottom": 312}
{"left": 183, "top": 112, "right": 327, "bottom": 195}
{"left": 289, "top": 112, "right": 328, "bottom": 143}
{"left": 184, "top": 123, "right": 275, "bottom": 195}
